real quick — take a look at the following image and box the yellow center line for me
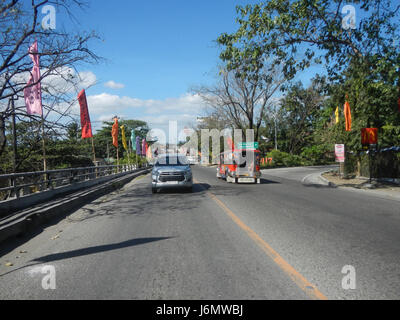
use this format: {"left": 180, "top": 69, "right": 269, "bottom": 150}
{"left": 194, "top": 178, "right": 328, "bottom": 300}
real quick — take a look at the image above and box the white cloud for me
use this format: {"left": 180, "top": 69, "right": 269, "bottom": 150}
{"left": 83, "top": 92, "right": 207, "bottom": 138}
{"left": 8, "top": 67, "right": 97, "bottom": 96}
{"left": 85, "top": 93, "right": 142, "bottom": 114}
{"left": 85, "top": 92, "right": 205, "bottom": 116}
{"left": 104, "top": 80, "right": 125, "bottom": 89}
{"left": 42, "top": 68, "right": 97, "bottom": 94}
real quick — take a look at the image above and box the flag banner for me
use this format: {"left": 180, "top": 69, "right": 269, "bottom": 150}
{"left": 335, "top": 106, "right": 339, "bottom": 124}
{"left": 24, "top": 40, "right": 42, "bottom": 115}
{"left": 121, "top": 125, "right": 128, "bottom": 151}
{"left": 136, "top": 136, "right": 141, "bottom": 155}
{"left": 131, "top": 130, "right": 136, "bottom": 151}
{"left": 361, "top": 128, "right": 378, "bottom": 146}
{"left": 147, "top": 146, "right": 152, "bottom": 159}
{"left": 112, "top": 117, "right": 119, "bottom": 148}
{"left": 141, "top": 139, "right": 146, "bottom": 156}
{"left": 77, "top": 89, "right": 93, "bottom": 139}
{"left": 344, "top": 100, "right": 352, "bottom": 131}
{"left": 398, "top": 95, "right": 400, "bottom": 113}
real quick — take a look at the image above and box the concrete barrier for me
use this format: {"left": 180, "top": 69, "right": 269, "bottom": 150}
{"left": 0, "top": 168, "right": 150, "bottom": 244}
{"left": 0, "top": 168, "right": 145, "bottom": 218}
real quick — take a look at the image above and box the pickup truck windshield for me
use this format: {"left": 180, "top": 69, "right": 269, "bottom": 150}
{"left": 155, "top": 156, "right": 189, "bottom": 166}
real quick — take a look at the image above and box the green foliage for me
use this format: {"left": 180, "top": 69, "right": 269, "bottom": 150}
{"left": 217, "top": 0, "right": 400, "bottom": 82}
{"left": 314, "top": 58, "right": 400, "bottom": 158}
{"left": 279, "top": 79, "right": 326, "bottom": 154}
{"left": 300, "top": 145, "right": 331, "bottom": 165}
{"left": 217, "top": 0, "right": 400, "bottom": 176}
{"left": 261, "top": 149, "right": 305, "bottom": 168}
{"left": 0, "top": 118, "right": 151, "bottom": 174}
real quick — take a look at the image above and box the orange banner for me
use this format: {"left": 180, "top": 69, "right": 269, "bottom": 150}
{"left": 112, "top": 117, "right": 118, "bottom": 148}
{"left": 361, "top": 128, "right": 378, "bottom": 145}
{"left": 344, "top": 100, "right": 352, "bottom": 131}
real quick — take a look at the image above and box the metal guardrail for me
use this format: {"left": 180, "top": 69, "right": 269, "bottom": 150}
{"left": 0, "top": 164, "right": 147, "bottom": 201}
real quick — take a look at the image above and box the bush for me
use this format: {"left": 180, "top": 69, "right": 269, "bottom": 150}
{"left": 283, "top": 154, "right": 304, "bottom": 167}
{"left": 268, "top": 150, "right": 289, "bottom": 166}
{"left": 300, "top": 145, "right": 330, "bottom": 165}
{"left": 260, "top": 150, "right": 305, "bottom": 168}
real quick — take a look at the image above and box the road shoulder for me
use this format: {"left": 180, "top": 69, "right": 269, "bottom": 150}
{"left": 303, "top": 170, "right": 400, "bottom": 202}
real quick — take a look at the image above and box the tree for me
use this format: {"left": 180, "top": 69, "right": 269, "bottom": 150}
{"left": 314, "top": 61, "right": 400, "bottom": 153}
{"left": 0, "top": 0, "right": 100, "bottom": 156}
{"left": 279, "top": 78, "right": 326, "bottom": 154}
{"left": 217, "top": 0, "right": 400, "bottom": 171}
{"left": 193, "top": 63, "right": 286, "bottom": 142}
{"left": 217, "top": 0, "right": 400, "bottom": 83}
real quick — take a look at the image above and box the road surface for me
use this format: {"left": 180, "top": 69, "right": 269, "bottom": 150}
{"left": 0, "top": 165, "right": 399, "bottom": 300}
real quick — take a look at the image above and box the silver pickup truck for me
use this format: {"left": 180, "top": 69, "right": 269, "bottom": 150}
{"left": 151, "top": 154, "right": 193, "bottom": 193}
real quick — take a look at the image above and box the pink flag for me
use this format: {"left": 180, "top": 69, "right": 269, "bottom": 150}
{"left": 24, "top": 40, "right": 43, "bottom": 115}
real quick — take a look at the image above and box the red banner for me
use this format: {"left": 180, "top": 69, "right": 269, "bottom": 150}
{"left": 398, "top": 95, "right": 400, "bottom": 113}
{"left": 361, "top": 128, "right": 378, "bottom": 145}
{"left": 77, "top": 89, "right": 93, "bottom": 139}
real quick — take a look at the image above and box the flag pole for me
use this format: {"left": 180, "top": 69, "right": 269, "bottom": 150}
{"left": 91, "top": 137, "right": 96, "bottom": 163}
{"left": 91, "top": 136, "right": 97, "bottom": 178}
{"left": 41, "top": 112, "right": 47, "bottom": 174}
{"left": 128, "top": 138, "right": 131, "bottom": 169}
{"left": 117, "top": 146, "right": 119, "bottom": 172}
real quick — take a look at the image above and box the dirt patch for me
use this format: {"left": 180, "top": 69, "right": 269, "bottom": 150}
{"left": 322, "top": 172, "right": 400, "bottom": 193}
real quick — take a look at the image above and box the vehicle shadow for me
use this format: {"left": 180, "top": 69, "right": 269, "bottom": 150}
{"left": 259, "top": 178, "right": 280, "bottom": 185}
{"left": 155, "top": 183, "right": 210, "bottom": 194}
{"left": 69, "top": 183, "right": 209, "bottom": 222}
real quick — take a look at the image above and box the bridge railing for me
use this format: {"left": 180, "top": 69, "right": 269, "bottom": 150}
{"left": 0, "top": 164, "right": 146, "bottom": 201}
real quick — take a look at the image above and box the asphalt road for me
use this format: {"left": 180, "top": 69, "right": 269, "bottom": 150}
{"left": 0, "top": 165, "right": 399, "bottom": 300}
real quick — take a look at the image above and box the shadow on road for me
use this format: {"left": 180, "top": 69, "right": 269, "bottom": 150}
{"left": 155, "top": 183, "right": 210, "bottom": 194}
{"left": 259, "top": 178, "right": 280, "bottom": 185}
{"left": 303, "top": 183, "right": 337, "bottom": 189}
{"left": 31, "top": 237, "right": 174, "bottom": 263}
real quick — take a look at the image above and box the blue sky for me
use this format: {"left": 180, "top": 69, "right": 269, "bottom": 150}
{"left": 52, "top": 0, "right": 388, "bottom": 141}
{"left": 51, "top": 0, "right": 264, "bottom": 136}
{"left": 31, "top": 0, "right": 400, "bottom": 142}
